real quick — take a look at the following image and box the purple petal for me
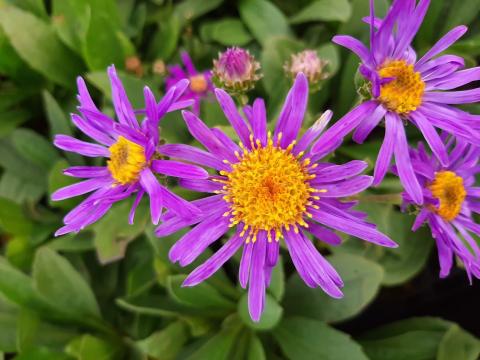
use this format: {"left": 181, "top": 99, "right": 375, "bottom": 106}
{"left": 310, "top": 206, "right": 397, "bottom": 248}
{"left": 179, "top": 178, "right": 222, "bottom": 193}
{"left": 252, "top": 98, "right": 267, "bottom": 146}
{"left": 312, "top": 160, "right": 368, "bottom": 182}
{"left": 248, "top": 237, "right": 266, "bottom": 322}
{"left": 70, "top": 114, "right": 115, "bottom": 146}
{"left": 152, "top": 159, "right": 208, "bottom": 179}
{"left": 52, "top": 177, "right": 111, "bottom": 201}
{"left": 108, "top": 65, "right": 138, "bottom": 129}
{"left": 239, "top": 240, "right": 253, "bottom": 288}
{"left": 416, "top": 26, "right": 468, "bottom": 68}
{"left": 158, "top": 144, "right": 227, "bottom": 171}
{"left": 393, "top": 116, "right": 423, "bottom": 205}
{"left": 313, "top": 175, "right": 372, "bottom": 198}
{"left": 332, "top": 35, "right": 371, "bottom": 65}
{"left": 139, "top": 168, "right": 163, "bottom": 225}
{"left": 424, "top": 88, "right": 480, "bottom": 104}
{"left": 352, "top": 105, "right": 386, "bottom": 143}
{"left": 63, "top": 166, "right": 109, "bottom": 178}
{"left": 160, "top": 185, "right": 201, "bottom": 220}
{"left": 214, "top": 89, "right": 251, "bottom": 146}
{"left": 54, "top": 135, "right": 110, "bottom": 157}
{"left": 181, "top": 51, "right": 197, "bottom": 74}
{"left": 304, "top": 221, "right": 342, "bottom": 246}
{"left": 183, "top": 233, "right": 244, "bottom": 287}
{"left": 129, "top": 189, "right": 144, "bottom": 225}
{"left": 76, "top": 77, "right": 98, "bottom": 111}
{"left": 410, "top": 111, "right": 448, "bottom": 166}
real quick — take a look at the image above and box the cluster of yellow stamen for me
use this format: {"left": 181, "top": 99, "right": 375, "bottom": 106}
{"left": 378, "top": 60, "right": 425, "bottom": 114}
{"left": 189, "top": 74, "right": 209, "bottom": 93}
{"left": 429, "top": 171, "right": 466, "bottom": 222}
{"left": 107, "top": 136, "right": 146, "bottom": 185}
{"left": 214, "top": 133, "right": 324, "bottom": 243}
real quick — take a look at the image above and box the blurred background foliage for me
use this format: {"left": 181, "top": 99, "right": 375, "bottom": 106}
{"left": 0, "top": 0, "right": 479, "bottom": 359}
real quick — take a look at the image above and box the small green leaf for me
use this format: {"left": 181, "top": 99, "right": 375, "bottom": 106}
{"left": 291, "top": 0, "right": 352, "bottom": 24}
{"left": 200, "top": 18, "right": 252, "bottom": 46}
{"left": 0, "top": 5, "right": 84, "bottom": 87}
{"left": 167, "top": 274, "right": 236, "bottom": 311}
{"left": 0, "top": 309, "right": 16, "bottom": 352}
{"left": 0, "top": 196, "right": 33, "bottom": 236}
{"left": 66, "top": 334, "right": 122, "bottom": 360}
{"left": 92, "top": 199, "right": 149, "bottom": 264}
{"left": 273, "top": 317, "right": 368, "bottom": 360}
{"left": 186, "top": 322, "right": 242, "bottom": 360}
{"left": 174, "top": 0, "right": 224, "bottom": 26}
{"left": 148, "top": 15, "right": 180, "bottom": 60}
{"left": 437, "top": 325, "right": 480, "bottom": 360}
{"left": 137, "top": 321, "right": 188, "bottom": 360}
{"left": 12, "top": 128, "right": 59, "bottom": 170}
{"left": 14, "top": 347, "right": 70, "bottom": 360}
{"left": 238, "top": 0, "right": 292, "bottom": 45}
{"left": 52, "top": 0, "right": 90, "bottom": 53}
{"left": 82, "top": 13, "right": 125, "bottom": 71}
{"left": 42, "top": 90, "right": 73, "bottom": 139}
{"left": 283, "top": 253, "right": 383, "bottom": 323}
{"left": 247, "top": 335, "right": 266, "bottom": 360}
{"left": 32, "top": 247, "right": 101, "bottom": 319}
{"left": 238, "top": 293, "right": 283, "bottom": 330}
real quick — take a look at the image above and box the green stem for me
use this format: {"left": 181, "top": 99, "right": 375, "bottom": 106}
{"left": 353, "top": 193, "right": 403, "bottom": 205}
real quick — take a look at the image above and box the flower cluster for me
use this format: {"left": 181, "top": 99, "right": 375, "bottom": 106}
{"left": 51, "top": 0, "right": 480, "bottom": 322}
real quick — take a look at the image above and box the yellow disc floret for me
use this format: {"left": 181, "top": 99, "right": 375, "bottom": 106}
{"left": 429, "top": 171, "right": 466, "bottom": 221}
{"left": 218, "top": 134, "right": 320, "bottom": 243}
{"left": 107, "top": 136, "right": 146, "bottom": 185}
{"left": 378, "top": 60, "right": 425, "bottom": 114}
{"left": 189, "top": 74, "right": 208, "bottom": 93}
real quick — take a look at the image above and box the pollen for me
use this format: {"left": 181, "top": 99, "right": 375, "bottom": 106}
{"left": 107, "top": 136, "right": 146, "bottom": 185}
{"left": 189, "top": 74, "right": 208, "bottom": 93}
{"left": 378, "top": 60, "right": 425, "bottom": 114}
{"left": 220, "top": 134, "right": 318, "bottom": 242}
{"left": 429, "top": 171, "right": 466, "bottom": 222}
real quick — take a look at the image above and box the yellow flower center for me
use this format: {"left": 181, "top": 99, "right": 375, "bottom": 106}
{"left": 218, "top": 134, "right": 320, "bottom": 243}
{"left": 189, "top": 74, "right": 208, "bottom": 93}
{"left": 378, "top": 60, "right": 425, "bottom": 114}
{"left": 107, "top": 136, "right": 146, "bottom": 185}
{"left": 429, "top": 171, "right": 466, "bottom": 221}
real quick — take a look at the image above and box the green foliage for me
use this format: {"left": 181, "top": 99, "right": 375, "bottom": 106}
{"left": 0, "top": 0, "right": 479, "bottom": 359}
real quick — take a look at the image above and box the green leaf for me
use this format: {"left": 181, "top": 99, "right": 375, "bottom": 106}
{"left": 14, "top": 347, "right": 71, "bottom": 360}
{"left": 66, "top": 334, "right": 122, "bottom": 360}
{"left": 32, "top": 247, "right": 101, "bottom": 319}
{"left": 291, "top": 0, "right": 352, "bottom": 23}
{"left": 359, "top": 317, "right": 453, "bottom": 360}
{"left": 317, "top": 43, "right": 340, "bottom": 77}
{"left": 0, "top": 108, "right": 30, "bottom": 138}
{"left": 42, "top": 91, "right": 72, "bottom": 139}
{"left": 268, "top": 256, "right": 285, "bottom": 301}
{"left": 273, "top": 317, "right": 368, "bottom": 360}
{"left": 16, "top": 309, "right": 78, "bottom": 352}
{"left": 247, "top": 335, "right": 266, "bottom": 360}
{"left": 92, "top": 199, "right": 149, "bottom": 263}
{"left": 0, "top": 5, "right": 84, "bottom": 87}
{"left": 0, "top": 196, "right": 33, "bottom": 236}
{"left": 0, "top": 257, "right": 54, "bottom": 315}
{"left": 186, "top": 322, "right": 242, "bottom": 360}
{"left": 174, "top": 0, "right": 224, "bottom": 27}
{"left": 48, "top": 159, "right": 80, "bottom": 210}
{"left": 148, "top": 15, "right": 180, "bottom": 61}
{"left": 437, "top": 325, "right": 480, "bottom": 360}
{"left": 12, "top": 128, "right": 59, "bottom": 170}
{"left": 238, "top": 0, "right": 292, "bottom": 45}
{"left": 137, "top": 321, "right": 188, "bottom": 360}
{"left": 167, "top": 274, "right": 235, "bottom": 311}
{"left": 82, "top": 13, "right": 125, "bottom": 71}
{"left": 238, "top": 293, "right": 283, "bottom": 331}
{"left": 336, "top": 203, "right": 433, "bottom": 286}
{"left": 52, "top": 0, "right": 91, "bottom": 53}
{"left": 442, "top": 0, "right": 480, "bottom": 31}
{"left": 0, "top": 309, "right": 16, "bottom": 352}
{"left": 200, "top": 18, "right": 252, "bottom": 46}
{"left": 283, "top": 253, "right": 383, "bottom": 323}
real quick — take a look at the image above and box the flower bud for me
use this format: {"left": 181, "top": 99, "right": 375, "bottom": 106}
{"left": 213, "top": 47, "right": 262, "bottom": 95}
{"left": 284, "top": 50, "right": 330, "bottom": 90}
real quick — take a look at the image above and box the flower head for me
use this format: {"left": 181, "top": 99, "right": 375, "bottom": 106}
{"left": 52, "top": 65, "right": 207, "bottom": 236}
{"left": 156, "top": 73, "right": 396, "bottom": 322}
{"left": 284, "top": 50, "right": 330, "bottom": 89}
{"left": 323, "top": 0, "right": 480, "bottom": 205}
{"left": 212, "top": 47, "right": 262, "bottom": 95}
{"left": 166, "top": 51, "right": 213, "bottom": 115}
{"left": 400, "top": 139, "right": 480, "bottom": 280}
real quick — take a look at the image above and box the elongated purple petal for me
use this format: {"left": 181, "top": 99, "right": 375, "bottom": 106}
{"left": 152, "top": 159, "right": 208, "bottom": 179}
{"left": 248, "top": 238, "right": 266, "bottom": 322}
{"left": 71, "top": 114, "right": 114, "bottom": 146}
{"left": 314, "top": 175, "right": 372, "bottom": 198}
{"left": 139, "top": 168, "right": 163, "bottom": 225}
{"left": 183, "top": 233, "right": 244, "bottom": 287}
{"left": 160, "top": 185, "right": 201, "bottom": 220}
{"left": 54, "top": 135, "right": 110, "bottom": 157}
{"left": 215, "top": 89, "right": 251, "bottom": 146}
{"left": 411, "top": 111, "right": 448, "bottom": 166}
{"left": 252, "top": 98, "right": 267, "bottom": 146}
{"left": 352, "top": 105, "right": 386, "bottom": 144}
{"left": 63, "top": 166, "right": 110, "bottom": 178}
{"left": 312, "top": 160, "right": 368, "bottom": 182}
{"left": 332, "top": 35, "right": 371, "bottom": 64}
{"left": 304, "top": 221, "right": 342, "bottom": 246}
{"left": 108, "top": 65, "right": 138, "bottom": 129}
{"left": 158, "top": 144, "right": 228, "bottom": 171}
{"left": 52, "top": 177, "right": 111, "bottom": 201}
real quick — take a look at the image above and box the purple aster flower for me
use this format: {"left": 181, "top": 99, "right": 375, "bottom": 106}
{"left": 321, "top": 0, "right": 480, "bottom": 205}
{"left": 166, "top": 51, "right": 213, "bottom": 115}
{"left": 155, "top": 73, "right": 397, "bottom": 322}
{"left": 212, "top": 47, "right": 262, "bottom": 95}
{"left": 400, "top": 139, "right": 480, "bottom": 281}
{"left": 51, "top": 65, "right": 208, "bottom": 236}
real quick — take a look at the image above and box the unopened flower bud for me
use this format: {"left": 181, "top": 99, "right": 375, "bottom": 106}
{"left": 284, "top": 50, "right": 330, "bottom": 90}
{"left": 213, "top": 47, "right": 262, "bottom": 95}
